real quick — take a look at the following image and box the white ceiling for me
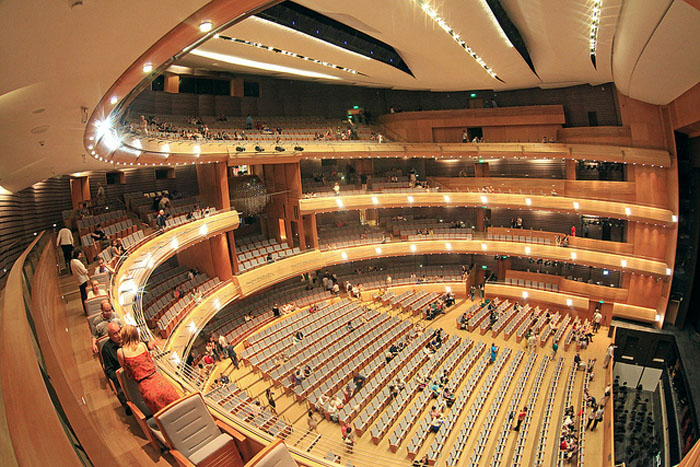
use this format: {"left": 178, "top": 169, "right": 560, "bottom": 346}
{"left": 1, "top": 0, "right": 699, "bottom": 192}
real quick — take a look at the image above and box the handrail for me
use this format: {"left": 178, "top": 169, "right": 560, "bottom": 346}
{"left": 298, "top": 190, "right": 676, "bottom": 225}
{"left": 0, "top": 232, "right": 83, "bottom": 465}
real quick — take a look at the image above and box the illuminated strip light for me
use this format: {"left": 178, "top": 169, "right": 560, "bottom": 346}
{"left": 249, "top": 16, "right": 372, "bottom": 62}
{"left": 589, "top": 0, "right": 602, "bottom": 62}
{"left": 217, "top": 35, "right": 360, "bottom": 75}
{"left": 412, "top": 0, "right": 503, "bottom": 82}
{"left": 190, "top": 49, "right": 341, "bottom": 81}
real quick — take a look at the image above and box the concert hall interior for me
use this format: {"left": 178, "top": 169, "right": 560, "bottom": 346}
{"left": 3, "top": 1, "right": 700, "bottom": 466}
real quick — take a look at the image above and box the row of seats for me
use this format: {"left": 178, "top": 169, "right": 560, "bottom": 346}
{"left": 206, "top": 382, "right": 293, "bottom": 439}
{"left": 363, "top": 331, "right": 436, "bottom": 440}
{"left": 269, "top": 305, "right": 367, "bottom": 383}
{"left": 77, "top": 209, "right": 128, "bottom": 234}
{"left": 237, "top": 241, "right": 300, "bottom": 273}
{"left": 504, "top": 304, "right": 537, "bottom": 340}
{"left": 552, "top": 314, "right": 573, "bottom": 347}
{"left": 564, "top": 317, "right": 582, "bottom": 350}
{"left": 557, "top": 362, "right": 580, "bottom": 465}
{"left": 470, "top": 298, "right": 507, "bottom": 331}
{"left": 156, "top": 277, "right": 222, "bottom": 338}
{"left": 445, "top": 348, "right": 520, "bottom": 466}
{"left": 516, "top": 307, "right": 545, "bottom": 343}
{"left": 539, "top": 312, "right": 563, "bottom": 347}
{"left": 244, "top": 299, "right": 341, "bottom": 357}
{"left": 531, "top": 358, "right": 566, "bottom": 466}
{"left": 576, "top": 361, "right": 595, "bottom": 467}
{"left": 301, "top": 315, "right": 407, "bottom": 403}
{"left": 492, "top": 302, "right": 529, "bottom": 337}
{"left": 485, "top": 351, "right": 539, "bottom": 466}
{"left": 80, "top": 219, "right": 137, "bottom": 247}
{"left": 326, "top": 320, "right": 419, "bottom": 424}
{"left": 146, "top": 273, "right": 210, "bottom": 327}
{"left": 505, "top": 276, "right": 560, "bottom": 291}
{"left": 510, "top": 355, "right": 554, "bottom": 467}
{"left": 407, "top": 348, "right": 490, "bottom": 459}
{"left": 489, "top": 232, "right": 555, "bottom": 245}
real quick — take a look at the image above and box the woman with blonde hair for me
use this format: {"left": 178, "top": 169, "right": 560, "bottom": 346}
{"left": 117, "top": 325, "right": 179, "bottom": 413}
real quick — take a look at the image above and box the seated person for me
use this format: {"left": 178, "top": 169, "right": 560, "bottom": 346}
{"left": 443, "top": 388, "right": 456, "bottom": 407}
{"left": 93, "top": 257, "right": 115, "bottom": 276}
{"left": 91, "top": 224, "right": 108, "bottom": 244}
{"left": 91, "top": 300, "right": 123, "bottom": 354}
{"left": 429, "top": 413, "right": 444, "bottom": 432}
{"left": 86, "top": 279, "right": 106, "bottom": 298}
{"left": 430, "top": 382, "right": 440, "bottom": 398}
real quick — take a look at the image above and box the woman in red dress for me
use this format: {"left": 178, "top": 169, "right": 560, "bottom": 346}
{"left": 117, "top": 325, "right": 180, "bottom": 414}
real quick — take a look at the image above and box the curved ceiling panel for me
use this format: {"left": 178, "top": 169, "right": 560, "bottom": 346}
{"left": 615, "top": 0, "right": 700, "bottom": 104}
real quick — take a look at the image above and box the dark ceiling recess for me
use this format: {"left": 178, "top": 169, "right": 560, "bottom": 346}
{"left": 255, "top": 1, "right": 414, "bottom": 77}
{"left": 483, "top": 0, "right": 539, "bottom": 78}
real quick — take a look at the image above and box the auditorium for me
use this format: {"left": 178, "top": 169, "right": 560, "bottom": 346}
{"left": 3, "top": 1, "right": 700, "bottom": 466}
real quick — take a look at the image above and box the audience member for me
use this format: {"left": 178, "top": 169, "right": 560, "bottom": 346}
{"left": 117, "top": 325, "right": 180, "bottom": 414}
{"left": 56, "top": 225, "right": 74, "bottom": 271}
{"left": 71, "top": 250, "right": 90, "bottom": 311}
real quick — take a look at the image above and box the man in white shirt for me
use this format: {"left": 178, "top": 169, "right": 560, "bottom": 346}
{"left": 70, "top": 250, "right": 90, "bottom": 314}
{"left": 56, "top": 226, "right": 74, "bottom": 272}
{"left": 593, "top": 308, "right": 603, "bottom": 333}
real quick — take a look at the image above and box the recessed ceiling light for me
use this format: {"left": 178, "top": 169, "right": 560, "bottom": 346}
{"left": 143, "top": 63, "right": 153, "bottom": 73}
{"left": 109, "top": 96, "right": 118, "bottom": 105}
{"left": 199, "top": 21, "right": 213, "bottom": 33}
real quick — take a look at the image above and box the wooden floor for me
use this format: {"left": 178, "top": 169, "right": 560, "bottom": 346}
{"left": 59, "top": 272, "right": 177, "bottom": 466}
{"left": 212, "top": 294, "right": 610, "bottom": 467}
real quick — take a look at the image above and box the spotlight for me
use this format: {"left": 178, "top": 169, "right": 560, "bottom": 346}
{"left": 275, "top": 146, "right": 285, "bottom": 152}
{"left": 109, "top": 96, "right": 118, "bottom": 105}
{"left": 294, "top": 146, "right": 304, "bottom": 151}
{"left": 199, "top": 21, "right": 213, "bottom": 33}
{"left": 236, "top": 146, "right": 245, "bottom": 152}
{"left": 143, "top": 63, "right": 153, "bottom": 73}
{"left": 255, "top": 145, "right": 264, "bottom": 152}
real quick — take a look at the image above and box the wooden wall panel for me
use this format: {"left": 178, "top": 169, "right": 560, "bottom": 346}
{"left": 0, "top": 177, "right": 74, "bottom": 287}
{"left": 624, "top": 273, "right": 664, "bottom": 308}
{"left": 557, "top": 126, "right": 633, "bottom": 146}
{"left": 627, "top": 223, "right": 670, "bottom": 260}
{"left": 617, "top": 91, "right": 668, "bottom": 149}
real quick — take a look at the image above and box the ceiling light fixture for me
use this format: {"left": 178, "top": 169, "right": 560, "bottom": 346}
{"left": 109, "top": 96, "right": 118, "bottom": 105}
{"left": 412, "top": 0, "right": 502, "bottom": 81}
{"left": 143, "top": 63, "right": 153, "bottom": 73}
{"left": 190, "top": 49, "right": 341, "bottom": 81}
{"left": 589, "top": 0, "right": 603, "bottom": 64}
{"left": 199, "top": 21, "right": 213, "bottom": 33}
{"left": 217, "top": 35, "right": 360, "bottom": 75}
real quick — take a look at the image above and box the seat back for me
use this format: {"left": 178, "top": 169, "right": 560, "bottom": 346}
{"left": 154, "top": 392, "right": 220, "bottom": 458}
{"left": 116, "top": 368, "right": 152, "bottom": 417}
{"left": 244, "top": 439, "right": 298, "bottom": 467}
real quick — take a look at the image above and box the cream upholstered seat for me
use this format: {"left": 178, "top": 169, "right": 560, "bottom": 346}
{"left": 154, "top": 392, "right": 245, "bottom": 467}
{"left": 243, "top": 439, "right": 298, "bottom": 467}
{"left": 115, "top": 368, "right": 166, "bottom": 451}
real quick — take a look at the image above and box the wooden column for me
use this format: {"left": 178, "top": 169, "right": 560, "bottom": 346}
{"left": 227, "top": 231, "right": 239, "bottom": 274}
{"left": 196, "top": 162, "right": 230, "bottom": 211}
{"left": 566, "top": 160, "right": 577, "bottom": 180}
{"left": 302, "top": 214, "right": 318, "bottom": 250}
{"left": 210, "top": 234, "right": 233, "bottom": 281}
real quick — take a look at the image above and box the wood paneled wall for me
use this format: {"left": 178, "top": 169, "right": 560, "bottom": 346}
{"left": 0, "top": 177, "right": 73, "bottom": 287}
{"left": 87, "top": 165, "right": 199, "bottom": 207}
{"left": 129, "top": 81, "right": 618, "bottom": 129}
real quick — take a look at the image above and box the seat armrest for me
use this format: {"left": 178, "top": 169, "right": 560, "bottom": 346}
{"left": 215, "top": 419, "right": 246, "bottom": 442}
{"left": 170, "top": 449, "right": 196, "bottom": 467}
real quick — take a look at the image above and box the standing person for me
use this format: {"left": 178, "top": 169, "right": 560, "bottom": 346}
{"left": 226, "top": 342, "right": 239, "bottom": 369}
{"left": 342, "top": 426, "right": 355, "bottom": 454}
{"left": 570, "top": 225, "right": 576, "bottom": 237}
{"left": 603, "top": 344, "right": 616, "bottom": 368}
{"left": 217, "top": 333, "right": 227, "bottom": 350}
{"left": 56, "top": 225, "right": 74, "bottom": 272}
{"left": 333, "top": 182, "right": 340, "bottom": 196}
{"left": 490, "top": 343, "right": 498, "bottom": 364}
{"left": 272, "top": 303, "right": 280, "bottom": 318}
{"left": 306, "top": 410, "right": 319, "bottom": 432}
{"left": 593, "top": 308, "right": 603, "bottom": 333}
{"left": 527, "top": 333, "right": 537, "bottom": 352}
{"left": 552, "top": 341, "right": 559, "bottom": 355}
{"left": 513, "top": 406, "right": 527, "bottom": 431}
{"left": 117, "top": 325, "right": 180, "bottom": 414}
{"left": 155, "top": 210, "right": 167, "bottom": 231}
{"left": 266, "top": 388, "right": 277, "bottom": 415}
{"left": 585, "top": 406, "right": 596, "bottom": 430}
{"left": 590, "top": 405, "right": 605, "bottom": 431}
{"left": 71, "top": 250, "right": 90, "bottom": 314}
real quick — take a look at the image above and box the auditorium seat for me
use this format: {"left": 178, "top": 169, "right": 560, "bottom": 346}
{"left": 154, "top": 392, "right": 246, "bottom": 467}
